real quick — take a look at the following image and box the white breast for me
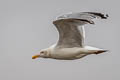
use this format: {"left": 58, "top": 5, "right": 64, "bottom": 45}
{"left": 49, "top": 46, "right": 86, "bottom": 59}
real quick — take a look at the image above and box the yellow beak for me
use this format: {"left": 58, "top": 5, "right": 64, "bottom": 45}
{"left": 32, "top": 54, "right": 40, "bottom": 59}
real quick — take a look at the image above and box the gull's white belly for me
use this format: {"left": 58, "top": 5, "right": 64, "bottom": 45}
{"left": 50, "top": 47, "right": 88, "bottom": 60}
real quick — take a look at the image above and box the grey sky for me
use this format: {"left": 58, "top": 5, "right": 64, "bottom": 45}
{"left": 0, "top": 0, "right": 119, "bottom": 80}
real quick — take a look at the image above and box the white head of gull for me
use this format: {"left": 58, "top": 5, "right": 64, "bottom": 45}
{"left": 32, "top": 12, "right": 108, "bottom": 60}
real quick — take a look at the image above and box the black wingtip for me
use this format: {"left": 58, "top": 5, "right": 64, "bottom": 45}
{"left": 91, "top": 12, "right": 108, "bottom": 19}
{"left": 106, "top": 14, "right": 109, "bottom": 18}
{"left": 84, "top": 12, "right": 109, "bottom": 19}
{"left": 102, "top": 14, "right": 109, "bottom": 19}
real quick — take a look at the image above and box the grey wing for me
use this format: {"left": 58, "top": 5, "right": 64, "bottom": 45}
{"left": 53, "top": 12, "right": 108, "bottom": 48}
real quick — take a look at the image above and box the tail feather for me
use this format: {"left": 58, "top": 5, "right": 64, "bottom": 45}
{"left": 94, "top": 50, "right": 108, "bottom": 54}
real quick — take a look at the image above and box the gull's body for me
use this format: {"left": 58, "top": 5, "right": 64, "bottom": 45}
{"left": 46, "top": 44, "right": 105, "bottom": 60}
{"left": 32, "top": 12, "right": 108, "bottom": 60}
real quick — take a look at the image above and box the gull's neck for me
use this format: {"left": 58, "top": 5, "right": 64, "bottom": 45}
{"left": 46, "top": 44, "right": 56, "bottom": 58}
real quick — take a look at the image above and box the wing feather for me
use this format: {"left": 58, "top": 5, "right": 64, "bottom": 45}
{"left": 53, "top": 12, "right": 108, "bottom": 48}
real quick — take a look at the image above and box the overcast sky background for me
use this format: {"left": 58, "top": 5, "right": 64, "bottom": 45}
{"left": 0, "top": 0, "right": 119, "bottom": 80}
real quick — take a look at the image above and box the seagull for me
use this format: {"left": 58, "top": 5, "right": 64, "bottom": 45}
{"left": 32, "top": 12, "right": 108, "bottom": 60}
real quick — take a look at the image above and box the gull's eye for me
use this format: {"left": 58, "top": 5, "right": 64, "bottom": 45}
{"left": 41, "top": 51, "right": 44, "bottom": 54}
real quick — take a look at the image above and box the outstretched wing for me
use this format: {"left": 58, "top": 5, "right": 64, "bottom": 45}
{"left": 53, "top": 12, "right": 108, "bottom": 48}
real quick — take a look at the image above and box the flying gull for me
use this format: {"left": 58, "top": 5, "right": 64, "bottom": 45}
{"left": 32, "top": 12, "right": 108, "bottom": 60}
